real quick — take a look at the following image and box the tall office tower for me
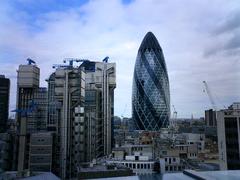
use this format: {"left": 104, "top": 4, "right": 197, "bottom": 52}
{"left": 205, "top": 109, "right": 216, "bottom": 127}
{"left": 0, "top": 75, "right": 10, "bottom": 133}
{"left": 16, "top": 60, "right": 47, "bottom": 174}
{"left": 16, "top": 61, "right": 40, "bottom": 173}
{"left": 81, "top": 60, "right": 116, "bottom": 161}
{"left": 47, "top": 66, "right": 85, "bottom": 179}
{"left": 217, "top": 103, "right": 240, "bottom": 170}
{"left": 132, "top": 32, "right": 170, "bottom": 130}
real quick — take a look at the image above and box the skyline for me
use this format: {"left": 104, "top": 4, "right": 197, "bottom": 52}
{"left": 0, "top": 0, "right": 240, "bottom": 118}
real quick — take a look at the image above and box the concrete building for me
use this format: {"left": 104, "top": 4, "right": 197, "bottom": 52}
{"left": 78, "top": 164, "right": 133, "bottom": 179}
{"left": 81, "top": 60, "right": 116, "bottom": 160}
{"left": 0, "top": 75, "right": 10, "bottom": 132}
{"left": 47, "top": 65, "right": 85, "bottom": 179}
{"left": 182, "top": 133, "right": 205, "bottom": 153}
{"left": 47, "top": 59, "right": 116, "bottom": 179}
{"left": 205, "top": 109, "right": 216, "bottom": 127}
{"left": 16, "top": 60, "right": 40, "bottom": 174}
{"left": 15, "top": 60, "right": 48, "bottom": 176}
{"left": 217, "top": 103, "right": 240, "bottom": 170}
{"left": 108, "top": 145, "right": 157, "bottom": 175}
{"left": 29, "top": 132, "right": 53, "bottom": 172}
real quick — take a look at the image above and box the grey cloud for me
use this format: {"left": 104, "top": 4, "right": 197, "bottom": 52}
{"left": 205, "top": 10, "right": 240, "bottom": 57}
{"left": 214, "top": 11, "right": 240, "bottom": 35}
{"left": 1, "top": 0, "right": 239, "bottom": 118}
{"left": 225, "top": 31, "right": 240, "bottom": 49}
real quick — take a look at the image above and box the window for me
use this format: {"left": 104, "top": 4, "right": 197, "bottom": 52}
{"left": 174, "top": 166, "right": 177, "bottom": 171}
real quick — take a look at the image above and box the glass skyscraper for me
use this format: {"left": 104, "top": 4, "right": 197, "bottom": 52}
{"left": 132, "top": 32, "right": 170, "bottom": 130}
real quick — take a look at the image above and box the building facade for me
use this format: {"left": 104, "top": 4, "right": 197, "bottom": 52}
{"left": 15, "top": 61, "right": 48, "bottom": 174}
{"left": 81, "top": 61, "right": 116, "bottom": 161}
{"left": 29, "top": 132, "right": 53, "bottom": 172}
{"left": 47, "top": 60, "right": 116, "bottom": 179}
{"left": 47, "top": 66, "right": 85, "bottom": 179}
{"left": 16, "top": 62, "right": 40, "bottom": 173}
{"left": 132, "top": 32, "right": 170, "bottom": 130}
{"left": 205, "top": 109, "right": 216, "bottom": 127}
{"left": 0, "top": 75, "right": 10, "bottom": 133}
{"left": 217, "top": 103, "right": 240, "bottom": 170}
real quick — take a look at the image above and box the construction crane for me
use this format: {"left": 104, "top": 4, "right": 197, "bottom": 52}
{"left": 52, "top": 58, "right": 91, "bottom": 69}
{"left": 121, "top": 104, "right": 127, "bottom": 118}
{"left": 12, "top": 100, "right": 38, "bottom": 174}
{"left": 27, "top": 58, "right": 36, "bottom": 65}
{"left": 172, "top": 105, "right": 177, "bottom": 119}
{"left": 12, "top": 100, "right": 37, "bottom": 117}
{"left": 52, "top": 64, "right": 71, "bottom": 69}
{"left": 203, "top": 81, "right": 217, "bottom": 111}
{"left": 102, "top": 56, "right": 109, "bottom": 63}
{"left": 63, "top": 58, "right": 90, "bottom": 66}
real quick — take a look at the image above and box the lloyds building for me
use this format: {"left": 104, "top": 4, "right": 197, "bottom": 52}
{"left": 132, "top": 32, "right": 170, "bottom": 130}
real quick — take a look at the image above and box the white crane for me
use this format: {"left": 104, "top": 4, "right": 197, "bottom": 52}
{"left": 172, "top": 105, "right": 177, "bottom": 119}
{"left": 203, "top": 81, "right": 217, "bottom": 111}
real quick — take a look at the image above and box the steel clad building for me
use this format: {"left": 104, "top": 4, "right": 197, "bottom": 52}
{"left": 132, "top": 32, "right": 170, "bottom": 130}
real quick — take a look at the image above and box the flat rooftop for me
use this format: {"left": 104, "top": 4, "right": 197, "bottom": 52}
{"left": 95, "top": 170, "right": 240, "bottom": 180}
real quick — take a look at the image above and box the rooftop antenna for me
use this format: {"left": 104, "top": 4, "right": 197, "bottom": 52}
{"left": 102, "top": 56, "right": 109, "bottom": 63}
{"left": 27, "top": 58, "right": 36, "bottom": 65}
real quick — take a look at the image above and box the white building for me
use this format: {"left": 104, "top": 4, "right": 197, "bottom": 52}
{"left": 217, "top": 103, "right": 240, "bottom": 170}
{"left": 108, "top": 145, "right": 157, "bottom": 175}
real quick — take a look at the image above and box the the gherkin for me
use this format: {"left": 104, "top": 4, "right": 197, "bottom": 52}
{"left": 132, "top": 32, "right": 170, "bottom": 130}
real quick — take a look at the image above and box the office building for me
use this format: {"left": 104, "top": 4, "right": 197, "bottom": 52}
{"left": 16, "top": 61, "right": 40, "bottom": 173}
{"left": 217, "top": 103, "right": 240, "bottom": 170}
{"left": 47, "top": 65, "right": 85, "bottom": 179}
{"left": 81, "top": 60, "right": 116, "bottom": 161}
{"left": 47, "top": 59, "right": 116, "bottom": 179}
{"left": 132, "top": 32, "right": 170, "bottom": 130}
{"left": 15, "top": 60, "right": 48, "bottom": 174}
{"left": 0, "top": 75, "right": 10, "bottom": 132}
{"left": 205, "top": 109, "right": 216, "bottom": 127}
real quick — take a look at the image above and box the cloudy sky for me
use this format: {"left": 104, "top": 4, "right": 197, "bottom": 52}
{"left": 0, "top": 0, "right": 239, "bottom": 118}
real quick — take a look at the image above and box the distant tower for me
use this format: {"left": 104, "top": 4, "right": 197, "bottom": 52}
{"left": 132, "top": 32, "right": 170, "bottom": 130}
{"left": 0, "top": 75, "right": 10, "bottom": 132}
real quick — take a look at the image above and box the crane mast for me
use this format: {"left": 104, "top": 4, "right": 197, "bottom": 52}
{"left": 203, "top": 81, "right": 217, "bottom": 111}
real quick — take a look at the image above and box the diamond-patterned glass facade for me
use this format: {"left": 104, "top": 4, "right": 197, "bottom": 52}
{"left": 132, "top": 32, "right": 170, "bottom": 130}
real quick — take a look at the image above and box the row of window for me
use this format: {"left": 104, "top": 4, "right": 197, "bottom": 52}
{"left": 189, "top": 153, "right": 197, "bottom": 157}
{"left": 165, "top": 157, "right": 176, "bottom": 164}
{"left": 165, "top": 165, "right": 184, "bottom": 172}
{"left": 119, "top": 162, "right": 153, "bottom": 169}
